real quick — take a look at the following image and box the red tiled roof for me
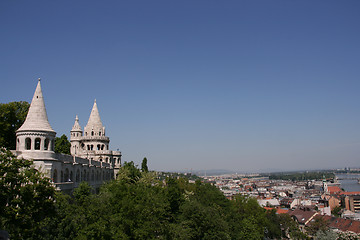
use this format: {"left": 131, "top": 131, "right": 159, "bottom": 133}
{"left": 328, "top": 186, "right": 343, "bottom": 194}
{"left": 340, "top": 191, "right": 360, "bottom": 196}
{"left": 322, "top": 216, "right": 360, "bottom": 234}
{"left": 277, "top": 209, "right": 288, "bottom": 214}
{"left": 288, "top": 209, "right": 318, "bottom": 225}
{"left": 263, "top": 207, "right": 288, "bottom": 214}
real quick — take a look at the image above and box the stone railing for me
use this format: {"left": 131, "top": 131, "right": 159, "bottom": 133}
{"left": 81, "top": 136, "right": 110, "bottom": 141}
{"left": 112, "top": 150, "right": 121, "bottom": 155}
{"left": 55, "top": 153, "right": 112, "bottom": 168}
{"left": 94, "top": 150, "right": 112, "bottom": 155}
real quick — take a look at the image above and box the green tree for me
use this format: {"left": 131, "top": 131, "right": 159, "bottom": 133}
{"left": 277, "top": 213, "right": 307, "bottom": 239}
{"left": 174, "top": 200, "right": 231, "bottom": 240}
{"left": 166, "top": 178, "right": 184, "bottom": 215}
{"left": 141, "top": 157, "right": 148, "bottom": 172}
{"left": 331, "top": 206, "right": 342, "bottom": 217}
{"left": 54, "top": 134, "right": 71, "bottom": 154}
{"left": 0, "top": 101, "right": 29, "bottom": 149}
{"left": 0, "top": 148, "right": 56, "bottom": 239}
{"left": 117, "top": 161, "right": 142, "bottom": 183}
{"left": 306, "top": 216, "right": 329, "bottom": 237}
{"left": 314, "top": 229, "right": 338, "bottom": 240}
{"left": 73, "top": 182, "right": 92, "bottom": 206}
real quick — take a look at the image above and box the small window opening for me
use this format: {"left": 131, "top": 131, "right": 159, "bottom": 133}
{"left": 35, "top": 138, "right": 41, "bottom": 150}
{"left": 25, "top": 138, "right": 32, "bottom": 150}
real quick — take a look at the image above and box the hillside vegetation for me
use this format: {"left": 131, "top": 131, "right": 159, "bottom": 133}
{"left": 1, "top": 150, "right": 304, "bottom": 239}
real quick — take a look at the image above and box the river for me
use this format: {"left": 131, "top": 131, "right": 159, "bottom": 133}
{"left": 336, "top": 173, "right": 360, "bottom": 192}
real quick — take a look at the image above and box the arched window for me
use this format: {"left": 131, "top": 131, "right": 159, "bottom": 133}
{"left": 76, "top": 170, "right": 80, "bottom": 182}
{"left": 25, "top": 138, "right": 31, "bottom": 150}
{"left": 44, "top": 138, "right": 49, "bottom": 150}
{"left": 101, "top": 145, "right": 104, "bottom": 150}
{"left": 97, "top": 144, "right": 100, "bottom": 150}
{"left": 99, "top": 131, "right": 101, "bottom": 136}
{"left": 64, "top": 168, "right": 69, "bottom": 182}
{"left": 35, "top": 138, "right": 41, "bottom": 150}
{"left": 91, "top": 145, "right": 94, "bottom": 150}
{"left": 107, "top": 145, "right": 109, "bottom": 150}
{"left": 53, "top": 169, "right": 58, "bottom": 183}
{"left": 91, "top": 131, "right": 94, "bottom": 136}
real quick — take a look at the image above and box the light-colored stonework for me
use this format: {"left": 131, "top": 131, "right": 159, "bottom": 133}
{"left": 12, "top": 79, "right": 121, "bottom": 192}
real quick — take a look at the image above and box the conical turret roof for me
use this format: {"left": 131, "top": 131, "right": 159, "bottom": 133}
{"left": 85, "top": 99, "right": 103, "bottom": 130}
{"left": 71, "top": 115, "right": 82, "bottom": 132}
{"left": 17, "top": 79, "right": 55, "bottom": 133}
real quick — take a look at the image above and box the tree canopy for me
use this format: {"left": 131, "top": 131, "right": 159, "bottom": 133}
{"left": 54, "top": 134, "right": 71, "bottom": 154}
{"left": 0, "top": 148, "right": 56, "bottom": 239}
{"left": 1, "top": 156, "right": 305, "bottom": 239}
{"left": 0, "top": 101, "right": 29, "bottom": 149}
{"left": 141, "top": 157, "right": 148, "bottom": 172}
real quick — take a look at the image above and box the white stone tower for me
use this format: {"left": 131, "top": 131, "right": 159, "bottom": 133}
{"left": 70, "top": 99, "right": 122, "bottom": 176}
{"left": 16, "top": 79, "right": 56, "bottom": 160}
{"left": 83, "top": 100, "right": 110, "bottom": 154}
{"left": 70, "top": 115, "right": 83, "bottom": 156}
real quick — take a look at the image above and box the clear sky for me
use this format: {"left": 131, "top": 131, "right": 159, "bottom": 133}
{"left": 1, "top": 1, "right": 360, "bottom": 173}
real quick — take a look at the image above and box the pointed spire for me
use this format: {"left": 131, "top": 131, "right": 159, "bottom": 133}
{"left": 85, "top": 99, "right": 103, "bottom": 130}
{"left": 71, "top": 115, "right": 82, "bottom": 132}
{"left": 17, "top": 79, "right": 55, "bottom": 133}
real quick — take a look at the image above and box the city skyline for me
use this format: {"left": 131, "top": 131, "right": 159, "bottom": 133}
{"left": 1, "top": 1, "right": 360, "bottom": 172}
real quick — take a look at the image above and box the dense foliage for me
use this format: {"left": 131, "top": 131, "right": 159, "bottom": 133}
{"left": 0, "top": 148, "right": 56, "bottom": 239}
{"left": 54, "top": 134, "right": 71, "bottom": 154}
{"left": 0, "top": 101, "right": 29, "bottom": 150}
{"left": 268, "top": 171, "right": 335, "bottom": 181}
{"left": 157, "top": 171, "right": 201, "bottom": 181}
{"left": 1, "top": 153, "right": 303, "bottom": 239}
{"left": 49, "top": 162, "right": 305, "bottom": 239}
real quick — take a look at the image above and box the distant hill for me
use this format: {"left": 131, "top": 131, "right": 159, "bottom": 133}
{"left": 175, "top": 169, "right": 237, "bottom": 176}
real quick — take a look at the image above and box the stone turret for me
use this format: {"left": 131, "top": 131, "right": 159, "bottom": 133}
{"left": 16, "top": 79, "right": 56, "bottom": 159}
{"left": 69, "top": 99, "right": 121, "bottom": 176}
{"left": 84, "top": 100, "right": 105, "bottom": 137}
{"left": 70, "top": 115, "right": 83, "bottom": 156}
{"left": 82, "top": 100, "right": 109, "bottom": 155}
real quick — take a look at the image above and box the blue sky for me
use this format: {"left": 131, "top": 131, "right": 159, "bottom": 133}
{"left": 1, "top": 1, "right": 360, "bottom": 172}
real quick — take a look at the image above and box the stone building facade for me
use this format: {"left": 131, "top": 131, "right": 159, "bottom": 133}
{"left": 12, "top": 79, "right": 121, "bottom": 192}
